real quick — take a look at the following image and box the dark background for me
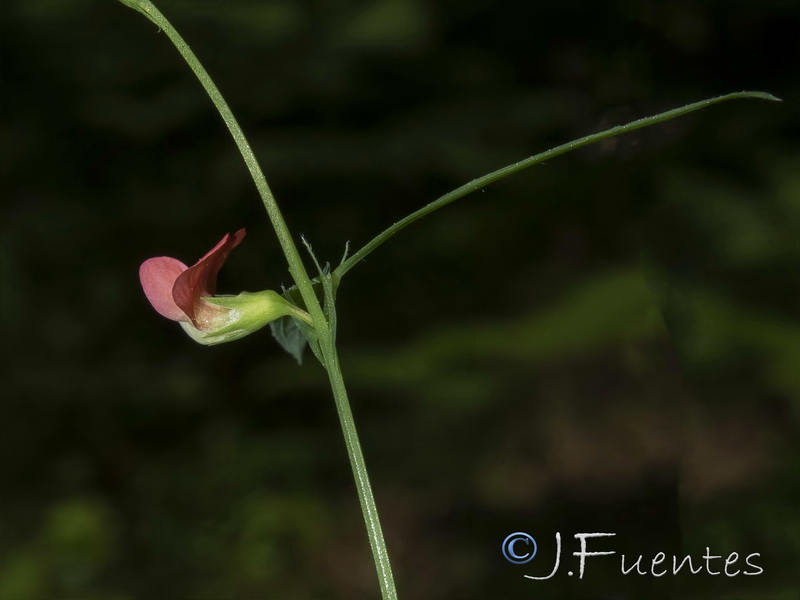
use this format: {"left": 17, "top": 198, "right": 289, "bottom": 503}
{"left": 2, "top": 0, "right": 798, "bottom": 598}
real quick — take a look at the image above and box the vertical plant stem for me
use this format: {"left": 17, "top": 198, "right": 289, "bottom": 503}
{"left": 320, "top": 339, "right": 398, "bottom": 600}
{"left": 118, "top": 2, "right": 399, "bottom": 598}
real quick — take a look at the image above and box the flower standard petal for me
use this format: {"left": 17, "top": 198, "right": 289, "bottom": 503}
{"left": 139, "top": 257, "right": 189, "bottom": 321}
{"left": 172, "top": 229, "right": 246, "bottom": 326}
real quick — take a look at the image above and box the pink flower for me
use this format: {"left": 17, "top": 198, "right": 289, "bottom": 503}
{"left": 139, "top": 229, "right": 307, "bottom": 345}
{"left": 139, "top": 229, "right": 246, "bottom": 328}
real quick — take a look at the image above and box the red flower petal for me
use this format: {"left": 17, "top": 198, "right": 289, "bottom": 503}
{"left": 172, "top": 229, "right": 246, "bottom": 325}
{"left": 139, "top": 257, "right": 189, "bottom": 322}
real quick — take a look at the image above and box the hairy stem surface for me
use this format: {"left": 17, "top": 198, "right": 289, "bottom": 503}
{"left": 320, "top": 338, "right": 397, "bottom": 600}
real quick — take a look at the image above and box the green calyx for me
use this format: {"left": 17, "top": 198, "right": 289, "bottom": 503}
{"left": 181, "top": 290, "right": 312, "bottom": 346}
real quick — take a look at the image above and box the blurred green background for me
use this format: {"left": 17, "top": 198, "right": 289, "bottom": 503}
{"left": 2, "top": 0, "right": 798, "bottom": 598}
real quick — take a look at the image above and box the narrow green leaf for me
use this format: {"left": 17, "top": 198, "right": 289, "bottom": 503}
{"left": 335, "top": 91, "right": 780, "bottom": 280}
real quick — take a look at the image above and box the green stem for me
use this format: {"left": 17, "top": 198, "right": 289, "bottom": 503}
{"left": 119, "top": 0, "right": 326, "bottom": 330}
{"left": 119, "top": 2, "right": 399, "bottom": 598}
{"left": 319, "top": 338, "right": 397, "bottom": 600}
{"left": 334, "top": 91, "right": 779, "bottom": 280}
